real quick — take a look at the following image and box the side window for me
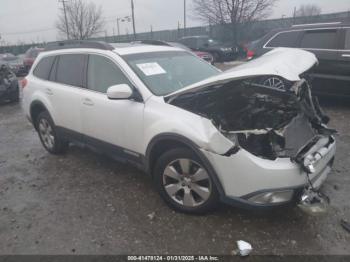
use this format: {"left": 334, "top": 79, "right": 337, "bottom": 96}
{"left": 56, "top": 54, "right": 86, "bottom": 87}
{"left": 300, "top": 29, "right": 338, "bottom": 49}
{"left": 185, "top": 38, "right": 196, "bottom": 49}
{"left": 345, "top": 29, "right": 350, "bottom": 49}
{"left": 87, "top": 55, "right": 131, "bottom": 93}
{"left": 266, "top": 31, "right": 300, "bottom": 48}
{"left": 33, "top": 56, "right": 55, "bottom": 80}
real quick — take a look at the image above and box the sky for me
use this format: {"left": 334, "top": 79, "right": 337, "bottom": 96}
{"left": 0, "top": 0, "right": 349, "bottom": 45}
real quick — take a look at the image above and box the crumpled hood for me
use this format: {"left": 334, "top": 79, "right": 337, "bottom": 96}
{"left": 165, "top": 48, "right": 318, "bottom": 101}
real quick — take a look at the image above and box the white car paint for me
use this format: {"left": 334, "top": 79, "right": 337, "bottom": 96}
{"left": 22, "top": 44, "right": 335, "bottom": 207}
{"left": 166, "top": 48, "right": 318, "bottom": 100}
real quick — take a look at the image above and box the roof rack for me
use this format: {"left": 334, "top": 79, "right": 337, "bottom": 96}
{"left": 44, "top": 40, "right": 114, "bottom": 51}
{"left": 291, "top": 22, "right": 342, "bottom": 27}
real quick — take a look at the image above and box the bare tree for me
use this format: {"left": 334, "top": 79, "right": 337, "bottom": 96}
{"left": 295, "top": 4, "right": 322, "bottom": 17}
{"left": 192, "top": 0, "right": 278, "bottom": 42}
{"left": 56, "top": 0, "right": 104, "bottom": 40}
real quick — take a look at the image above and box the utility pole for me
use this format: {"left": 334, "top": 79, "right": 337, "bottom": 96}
{"left": 131, "top": 0, "right": 136, "bottom": 40}
{"left": 59, "top": 0, "right": 70, "bottom": 40}
{"left": 184, "top": 0, "right": 187, "bottom": 36}
{"left": 117, "top": 18, "right": 121, "bottom": 36}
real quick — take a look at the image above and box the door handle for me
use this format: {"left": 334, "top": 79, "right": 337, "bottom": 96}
{"left": 342, "top": 54, "right": 350, "bottom": 58}
{"left": 45, "top": 88, "right": 53, "bottom": 95}
{"left": 83, "top": 98, "right": 94, "bottom": 106}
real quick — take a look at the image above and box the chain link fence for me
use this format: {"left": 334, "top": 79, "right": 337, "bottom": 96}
{"left": 1, "top": 11, "right": 350, "bottom": 55}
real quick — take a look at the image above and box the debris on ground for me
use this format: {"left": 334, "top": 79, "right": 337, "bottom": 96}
{"left": 236, "top": 240, "right": 252, "bottom": 256}
{"left": 298, "top": 188, "right": 329, "bottom": 215}
{"left": 340, "top": 219, "right": 350, "bottom": 233}
{"left": 147, "top": 212, "right": 156, "bottom": 220}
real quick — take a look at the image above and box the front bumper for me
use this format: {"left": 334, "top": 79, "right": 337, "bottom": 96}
{"left": 201, "top": 136, "right": 336, "bottom": 209}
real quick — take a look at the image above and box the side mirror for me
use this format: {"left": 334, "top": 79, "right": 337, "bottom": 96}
{"left": 107, "top": 84, "right": 133, "bottom": 100}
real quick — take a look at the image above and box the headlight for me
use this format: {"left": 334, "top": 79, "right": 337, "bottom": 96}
{"left": 248, "top": 190, "right": 294, "bottom": 204}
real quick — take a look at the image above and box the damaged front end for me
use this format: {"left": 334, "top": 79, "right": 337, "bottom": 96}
{"left": 0, "top": 64, "right": 17, "bottom": 99}
{"left": 167, "top": 75, "right": 336, "bottom": 210}
{"left": 168, "top": 76, "right": 335, "bottom": 160}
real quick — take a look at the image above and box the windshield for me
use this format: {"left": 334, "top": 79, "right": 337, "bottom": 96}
{"left": 123, "top": 51, "right": 219, "bottom": 96}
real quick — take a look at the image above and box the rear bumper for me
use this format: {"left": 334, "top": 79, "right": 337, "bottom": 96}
{"left": 201, "top": 136, "right": 336, "bottom": 209}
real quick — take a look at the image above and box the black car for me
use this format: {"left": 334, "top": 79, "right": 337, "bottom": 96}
{"left": 246, "top": 22, "right": 350, "bottom": 97}
{"left": 179, "top": 36, "right": 238, "bottom": 62}
{"left": 0, "top": 64, "right": 19, "bottom": 103}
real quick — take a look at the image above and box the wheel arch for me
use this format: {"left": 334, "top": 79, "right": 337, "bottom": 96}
{"left": 145, "top": 133, "right": 225, "bottom": 196}
{"left": 30, "top": 100, "right": 50, "bottom": 129}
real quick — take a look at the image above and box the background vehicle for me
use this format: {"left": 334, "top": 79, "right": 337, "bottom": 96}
{"left": 0, "top": 63, "right": 19, "bottom": 103}
{"left": 179, "top": 36, "right": 238, "bottom": 62}
{"left": 23, "top": 47, "right": 44, "bottom": 74}
{"left": 136, "top": 40, "right": 214, "bottom": 64}
{"left": 246, "top": 22, "right": 350, "bottom": 97}
{"left": 0, "top": 53, "right": 17, "bottom": 61}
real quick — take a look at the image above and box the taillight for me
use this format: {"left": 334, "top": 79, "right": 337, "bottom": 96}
{"left": 247, "top": 50, "right": 255, "bottom": 60}
{"left": 20, "top": 78, "right": 28, "bottom": 89}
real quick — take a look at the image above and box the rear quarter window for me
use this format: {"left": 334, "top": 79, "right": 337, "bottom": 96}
{"left": 266, "top": 31, "right": 301, "bottom": 48}
{"left": 33, "top": 56, "right": 56, "bottom": 80}
{"left": 300, "top": 29, "right": 338, "bottom": 49}
{"left": 56, "top": 54, "right": 86, "bottom": 87}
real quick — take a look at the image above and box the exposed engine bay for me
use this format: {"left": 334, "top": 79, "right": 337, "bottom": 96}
{"left": 168, "top": 76, "right": 336, "bottom": 161}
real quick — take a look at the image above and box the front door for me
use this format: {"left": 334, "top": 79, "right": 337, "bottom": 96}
{"left": 80, "top": 54, "right": 145, "bottom": 161}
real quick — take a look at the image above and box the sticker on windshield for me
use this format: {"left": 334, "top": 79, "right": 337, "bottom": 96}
{"left": 136, "top": 62, "right": 166, "bottom": 76}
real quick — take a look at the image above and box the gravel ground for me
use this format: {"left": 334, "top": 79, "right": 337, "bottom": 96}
{"left": 0, "top": 85, "right": 349, "bottom": 255}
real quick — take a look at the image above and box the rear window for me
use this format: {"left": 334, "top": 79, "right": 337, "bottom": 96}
{"left": 266, "top": 31, "right": 300, "bottom": 48}
{"left": 300, "top": 29, "right": 338, "bottom": 49}
{"left": 56, "top": 54, "right": 86, "bottom": 87}
{"left": 33, "top": 56, "right": 55, "bottom": 80}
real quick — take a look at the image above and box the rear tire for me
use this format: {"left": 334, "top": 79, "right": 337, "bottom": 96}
{"left": 36, "top": 111, "right": 68, "bottom": 154}
{"left": 153, "top": 148, "right": 219, "bottom": 214}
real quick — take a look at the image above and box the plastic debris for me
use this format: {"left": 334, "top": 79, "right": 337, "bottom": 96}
{"left": 147, "top": 212, "right": 156, "bottom": 220}
{"left": 236, "top": 240, "right": 252, "bottom": 256}
{"left": 340, "top": 219, "right": 350, "bottom": 233}
{"left": 298, "top": 188, "right": 329, "bottom": 215}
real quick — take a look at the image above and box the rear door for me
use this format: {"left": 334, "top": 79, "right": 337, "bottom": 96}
{"left": 297, "top": 28, "right": 343, "bottom": 96}
{"left": 49, "top": 53, "right": 87, "bottom": 139}
{"left": 333, "top": 27, "right": 350, "bottom": 96}
{"left": 337, "top": 28, "right": 350, "bottom": 79}
{"left": 298, "top": 28, "right": 340, "bottom": 77}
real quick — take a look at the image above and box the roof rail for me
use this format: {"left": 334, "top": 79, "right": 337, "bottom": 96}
{"left": 133, "top": 40, "right": 170, "bottom": 46}
{"left": 44, "top": 40, "right": 114, "bottom": 51}
{"left": 292, "top": 22, "right": 342, "bottom": 27}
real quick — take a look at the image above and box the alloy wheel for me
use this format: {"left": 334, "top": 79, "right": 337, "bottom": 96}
{"left": 263, "top": 77, "right": 286, "bottom": 90}
{"left": 38, "top": 118, "right": 55, "bottom": 150}
{"left": 162, "top": 158, "right": 212, "bottom": 207}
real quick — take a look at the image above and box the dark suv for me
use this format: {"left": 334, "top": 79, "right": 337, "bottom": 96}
{"left": 246, "top": 22, "right": 350, "bottom": 97}
{"left": 179, "top": 36, "right": 238, "bottom": 62}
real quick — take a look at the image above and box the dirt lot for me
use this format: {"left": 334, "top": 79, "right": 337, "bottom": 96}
{"left": 0, "top": 93, "right": 349, "bottom": 255}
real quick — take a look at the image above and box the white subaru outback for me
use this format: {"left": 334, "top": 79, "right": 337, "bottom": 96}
{"left": 22, "top": 41, "right": 336, "bottom": 214}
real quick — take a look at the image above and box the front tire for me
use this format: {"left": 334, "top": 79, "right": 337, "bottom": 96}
{"left": 36, "top": 111, "right": 68, "bottom": 154}
{"left": 154, "top": 148, "right": 219, "bottom": 214}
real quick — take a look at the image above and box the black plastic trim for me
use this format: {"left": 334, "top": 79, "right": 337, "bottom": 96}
{"left": 145, "top": 133, "right": 226, "bottom": 197}
{"left": 44, "top": 40, "right": 114, "bottom": 51}
{"left": 56, "top": 126, "right": 144, "bottom": 168}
